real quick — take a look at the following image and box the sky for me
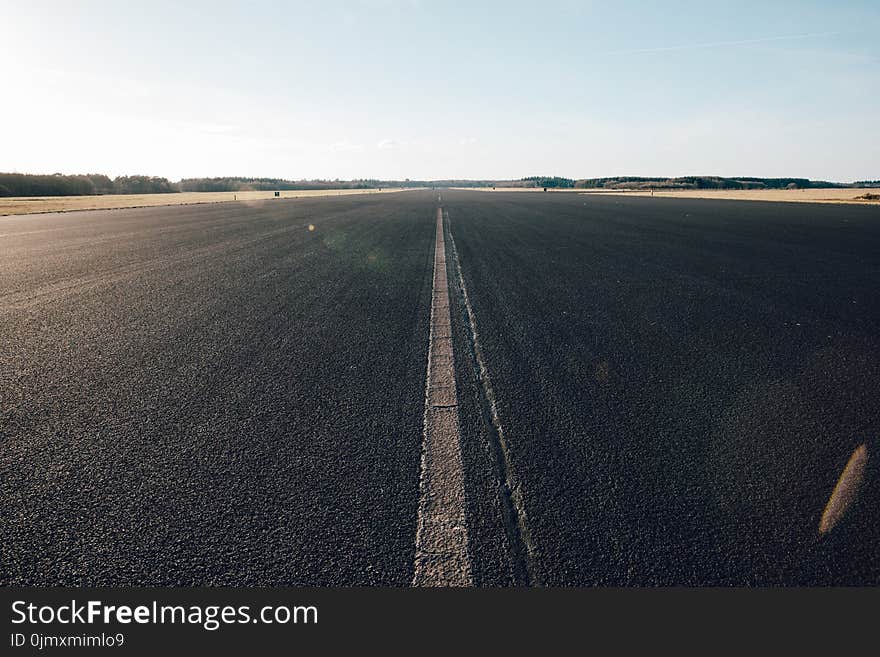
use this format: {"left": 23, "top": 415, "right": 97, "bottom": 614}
{"left": 1, "top": 0, "right": 878, "bottom": 182}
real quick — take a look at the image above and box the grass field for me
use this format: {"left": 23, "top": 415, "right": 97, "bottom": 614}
{"left": 456, "top": 187, "right": 585, "bottom": 193}
{"left": 0, "top": 187, "right": 415, "bottom": 216}
{"left": 591, "top": 188, "right": 880, "bottom": 204}
{"left": 464, "top": 187, "right": 880, "bottom": 204}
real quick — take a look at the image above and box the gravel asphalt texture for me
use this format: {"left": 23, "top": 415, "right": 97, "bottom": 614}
{"left": 445, "top": 190, "right": 880, "bottom": 585}
{"left": 2, "top": 189, "right": 879, "bottom": 586}
{"left": 1, "top": 191, "right": 434, "bottom": 585}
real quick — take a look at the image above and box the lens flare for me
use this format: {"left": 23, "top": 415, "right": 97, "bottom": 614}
{"left": 819, "top": 444, "right": 868, "bottom": 535}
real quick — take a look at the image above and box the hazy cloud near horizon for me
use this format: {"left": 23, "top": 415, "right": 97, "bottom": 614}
{"left": 1, "top": 0, "right": 877, "bottom": 181}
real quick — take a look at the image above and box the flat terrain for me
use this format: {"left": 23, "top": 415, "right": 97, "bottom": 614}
{"left": 1, "top": 192, "right": 435, "bottom": 585}
{"left": 2, "top": 190, "right": 879, "bottom": 586}
{"left": 0, "top": 187, "right": 413, "bottom": 216}
{"left": 446, "top": 190, "right": 880, "bottom": 585}
{"left": 592, "top": 188, "right": 880, "bottom": 204}
{"left": 466, "top": 187, "right": 880, "bottom": 204}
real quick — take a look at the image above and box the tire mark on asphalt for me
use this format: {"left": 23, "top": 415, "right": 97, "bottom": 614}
{"left": 412, "top": 207, "right": 472, "bottom": 586}
{"left": 445, "top": 208, "right": 542, "bottom": 586}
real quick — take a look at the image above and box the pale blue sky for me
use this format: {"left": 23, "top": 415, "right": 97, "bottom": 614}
{"left": 2, "top": 0, "right": 878, "bottom": 181}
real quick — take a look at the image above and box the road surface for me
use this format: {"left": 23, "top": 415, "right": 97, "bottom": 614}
{"left": 2, "top": 189, "right": 878, "bottom": 585}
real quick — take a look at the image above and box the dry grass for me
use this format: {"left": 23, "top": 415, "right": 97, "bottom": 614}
{"left": 582, "top": 188, "right": 880, "bottom": 205}
{"left": 0, "top": 188, "right": 415, "bottom": 216}
{"left": 460, "top": 187, "right": 584, "bottom": 193}
{"left": 465, "top": 186, "right": 880, "bottom": 204}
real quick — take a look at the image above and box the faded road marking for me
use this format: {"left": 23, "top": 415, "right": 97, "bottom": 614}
{"left": 446, "top": 209, "right": 540, "bottom": 586}
{"left": 412, "top": 207, "right": 472, "bottom": 586}
{"left": 819, "top": 443, "right": 868, "bottom": 535}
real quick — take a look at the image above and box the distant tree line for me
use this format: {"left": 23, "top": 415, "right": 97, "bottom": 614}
{"left": 0, "top": 173, "right": 175, "bottom": 197}
{"left": 519, "top": 176, "right": 576, "bottom": 188}
{"left": 1, "top": 172, "right": 867, "bottom": 197}
{"left": 573, "top": 176, "right": 849, "bottom": 190}
{"left": 177, "top": 177, "right": 570, "bottom": 191}
{"left": 177, "top": 177, "right": 388, "bottom": 192}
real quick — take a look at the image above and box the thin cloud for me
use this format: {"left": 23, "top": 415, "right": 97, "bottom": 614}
{"left": 597, "top": 31, "right": 849, "bottom": 57}
{"left": 327, "top": 141, "right": 365, "bottom": 153}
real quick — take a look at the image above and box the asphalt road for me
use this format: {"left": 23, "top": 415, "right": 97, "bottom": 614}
{"left": 446, "top": 190, "right": 880, "bottom": 585}
{"left": 2, "top": 189, "right": 879, "bottom": 586}
{"left": 1, "top": 191, "right": 435, "bottom": 585}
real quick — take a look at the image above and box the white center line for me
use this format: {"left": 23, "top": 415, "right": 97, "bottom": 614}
{"left": 412, "top": 206, "right": 472, "bottom": 587}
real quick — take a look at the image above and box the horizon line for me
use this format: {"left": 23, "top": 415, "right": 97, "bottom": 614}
{"left": 2, "top": 171, "right": 877, "bottom": 185}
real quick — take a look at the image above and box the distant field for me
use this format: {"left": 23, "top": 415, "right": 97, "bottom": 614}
{"left": 591, "top": 188, "right": 880, "bottom": 204}
{"left": 457, "top": 187, "right": 585, "bottom": 193}
{"left": 465, "top": 187, "right": 880, "bottom": 204}
{"left": 0, "top": 188, "right": 415, "bottom": 216}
